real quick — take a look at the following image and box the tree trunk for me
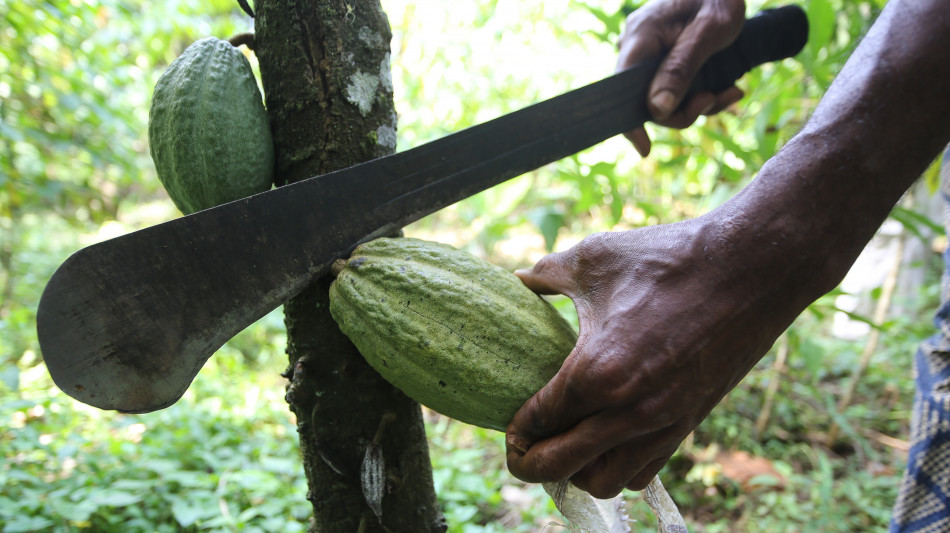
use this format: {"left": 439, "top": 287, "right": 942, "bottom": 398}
{"left": 253, "top": 2, "right": 445, "bottom": 531}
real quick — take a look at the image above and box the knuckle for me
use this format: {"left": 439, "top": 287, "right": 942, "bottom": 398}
{"left": 571, "top": 232, "right": 618, "bottom": 271}
{"left": 524, "top": 405, "right": 557, "bottom": 437}
{"left": 584, "top": 356, "right": 632, "bottom": 400}
{"left": 575, "top": 231, "right": 611, "bottom": 255}
{"left": 622, "top": 7, "right": 653, "bottom": 34}
{"left": 531, "top": 251, "right": 559, "bottom": 273}
{"left": 560, "top": 353, "right": 619, "bottom": 403}
{"left": 519, "top": 385, "right": 573, "bottom": 438}
{"left": 722, "top": 0, "right": 748, "bottom": 30}
{"left": 697, "top": 2, "right": 746, "bottom": 46}
{"left": 517, "top": 394, "right": 554, "bottom": 436}
{"left": 661, "top": 53, "right": 694, "bottom": 84}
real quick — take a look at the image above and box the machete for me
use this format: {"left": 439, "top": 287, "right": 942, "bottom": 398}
{"left": 36, "top": 6, "right": 808, "bottom": 413}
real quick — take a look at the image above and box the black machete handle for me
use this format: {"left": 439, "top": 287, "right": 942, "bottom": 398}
{"left": 693, "top": 4, "right": 809, "bottom": 95}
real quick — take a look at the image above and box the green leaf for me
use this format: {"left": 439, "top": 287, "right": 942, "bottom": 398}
{"left": 699, "top": 127, "right": 760, "bottom": 169}
{"left": 49, "top": 498, "right": 98, "bottom": 523}
{"left": 889, "top": 205, "right": 943, "bottom": 244}
{"left": 170, "top": 494, "right": 218, "bottom": 528}
{"left": 797, "top": 337, "right": 826, "bottom": 378}
{"left": 0, "top": 365, "right": 19, "bottom": 391}
{"left": 1, "top": 516, "right": 56, "bottom": 533}
{"left": 806, "top": 0, "right": 836, "bottom": 57}
{"left": 89, "top": 489, "right": 144, "bottom": 508}
{"left": 922, "top": 154, "right": 944, "bottom": 193}
{"left": 529, "top": 208, "right": 565, "bottom": 252}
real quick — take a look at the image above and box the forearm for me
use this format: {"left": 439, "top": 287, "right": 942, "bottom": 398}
{"left": 714, "top": 0, "right": 950, "bottom": 307}
{"left": 505, "top": 0, "right": 950, "bottom": 497}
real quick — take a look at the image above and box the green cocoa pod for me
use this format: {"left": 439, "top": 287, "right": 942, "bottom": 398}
{"left": 148, "top": 37, "right": 274, "bottom": 215}
{"left": 328, "top": 237, "right": 577, "bottom": 432}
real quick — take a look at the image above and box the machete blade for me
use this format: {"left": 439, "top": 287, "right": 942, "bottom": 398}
{"left": 36, "top": 59, "right": 660, "bottom": 413}
{"left": 36, "top": 6, "right": 808, "bottom": 412}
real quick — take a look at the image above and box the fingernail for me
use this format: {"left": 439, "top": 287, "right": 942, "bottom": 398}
{"left": 513, "top": 269, "right": 532, "bottom": 280}
{"left": 635, "top": 142, "right": 650, "bottom": 158}
{"left": 651, "top": 90, "right": 676, "bottom": 118}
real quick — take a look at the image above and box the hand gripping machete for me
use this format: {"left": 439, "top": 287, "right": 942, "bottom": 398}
{"left": 37, "top": 6, "right": 808, "bottom": 413}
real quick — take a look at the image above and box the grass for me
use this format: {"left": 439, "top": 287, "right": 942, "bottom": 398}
{"left": 2, "top": 196, "right": 932, "bottom": 532}
{"left": 1, "top": 296, "right": 923, "bottom": 532}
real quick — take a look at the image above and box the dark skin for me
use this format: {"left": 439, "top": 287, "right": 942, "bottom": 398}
{"left": 617, "top": 0, "right": 747, "bottom": 156}
{"left": 505, "top": 0, "right": 950, "bottom": 499}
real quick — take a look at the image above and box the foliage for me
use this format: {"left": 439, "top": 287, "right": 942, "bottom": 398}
{"left": 427, "top": 417, "right": 560, "bottom": 532}
{"left": 0, "top": 0, "right": 254, "bottom": 379}
{"left": 1, "top": 342, "right": 308, "bottom": 533}
{"left": 0, "top": 0, "right": 942, "bottom": 531}
{"left": 396, "top": 0, "right": 893, "bottom": 258}
{"left": 672, "top": 294, "right": 929, "bottom": 531}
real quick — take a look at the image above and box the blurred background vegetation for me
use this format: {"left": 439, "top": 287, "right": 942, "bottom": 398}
{"left": 1, "top": 0, "right": 942, "bottom": 531}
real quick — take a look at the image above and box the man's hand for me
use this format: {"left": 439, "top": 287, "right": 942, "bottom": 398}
{"left": 505, "top": 0, "right": 950, "bottom": 503}
{"left": 618, "top": 0, "right": 746, "bottom": 156}
{"left": 504, "top": 216, "right": 802, "bottom": 498}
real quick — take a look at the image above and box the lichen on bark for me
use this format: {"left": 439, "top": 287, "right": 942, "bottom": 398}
{"left": 253, "top": 1, "right": 444, "bottom": 531}
{"left": 256, "top": 0, "right": 398, "bottom": 183}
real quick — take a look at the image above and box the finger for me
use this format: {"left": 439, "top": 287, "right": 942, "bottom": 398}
{"left": 623, "top": 127, "right": 652, "bottom": 157}
{"left": 569, "top": 451, "right": 671, "bottom": 497}
{"left": 506, "top": 410, "right": 628, "bottom": 484}
{"left": 649, "top": 13, "right": 744, "bottom": 119}
{"left": 570, "top": 428, "right": 680, "bottom": 497}
{"left": 653, "top": 86, "right": 744, "bottom": 130}
{"left": 656, "top": 91, "right": 717, "bottom": 129}
{"left": 625, "top": 456, "right": 670, "bottom": 491}
{"left": 515, "top": 251, "right": 578, "bottom": 297}
{"left": 615, "top": 20, "right": 664, "bottom": 73}
{"left": 704, "top": 85, "right": 744, "bottom": 115}
{"left": 615, "top": 0, "right": 690, "bottom": 72}
{"left": 624, "top": 86, "right": 742, "bottom": 154}
{"left": 504, "top": 359, "right": 588, "bottom": 456}
{"left": 571, "top": 456, "right": 617, "bottom": 498}
{"left": 571, "top": 454, "right": 621, "bottom": 498}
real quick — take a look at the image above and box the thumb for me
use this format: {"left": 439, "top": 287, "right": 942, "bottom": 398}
{"left": 649, "top": 16, "right": 744, "bottom": 119}
{"left": 508, "top": 252, "right": 601, "bottom": 455}
{"left": 505, "top": 326, "right": 604, "bottom": 482}
{"left": 649, "top": 40, "right": 715, "bottom": 120}
{"left": 515, "top": 251, "right": 580, "bottom": 297}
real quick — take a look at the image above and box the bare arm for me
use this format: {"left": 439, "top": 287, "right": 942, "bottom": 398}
{"left": 506, "top": 0, "right": 950, "bottom": 498}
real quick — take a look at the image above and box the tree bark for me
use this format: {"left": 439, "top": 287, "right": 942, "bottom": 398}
{"left": 253, "top": 2, "right": 445, "bottom": 531}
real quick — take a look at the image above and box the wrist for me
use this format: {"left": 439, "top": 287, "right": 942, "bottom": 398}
{"left": 696, "top": 179, "right": 856, "bottom": 316}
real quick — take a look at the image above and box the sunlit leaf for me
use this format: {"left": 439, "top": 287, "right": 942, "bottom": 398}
{"left": 890, "top": 205, "right": 944, "bottom": 245}
{"left": 529, "top": 207, "right": 565, "bottom": 252}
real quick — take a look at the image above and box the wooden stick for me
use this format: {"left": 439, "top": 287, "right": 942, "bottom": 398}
{"left": 643, "top": 476, "right": 688, "bottom": 532}
{"left": 755, "top": 333, "right": 790, "bottom": 437}
{"left": 826, "top": 234, "right": 904, "bottom": 447}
